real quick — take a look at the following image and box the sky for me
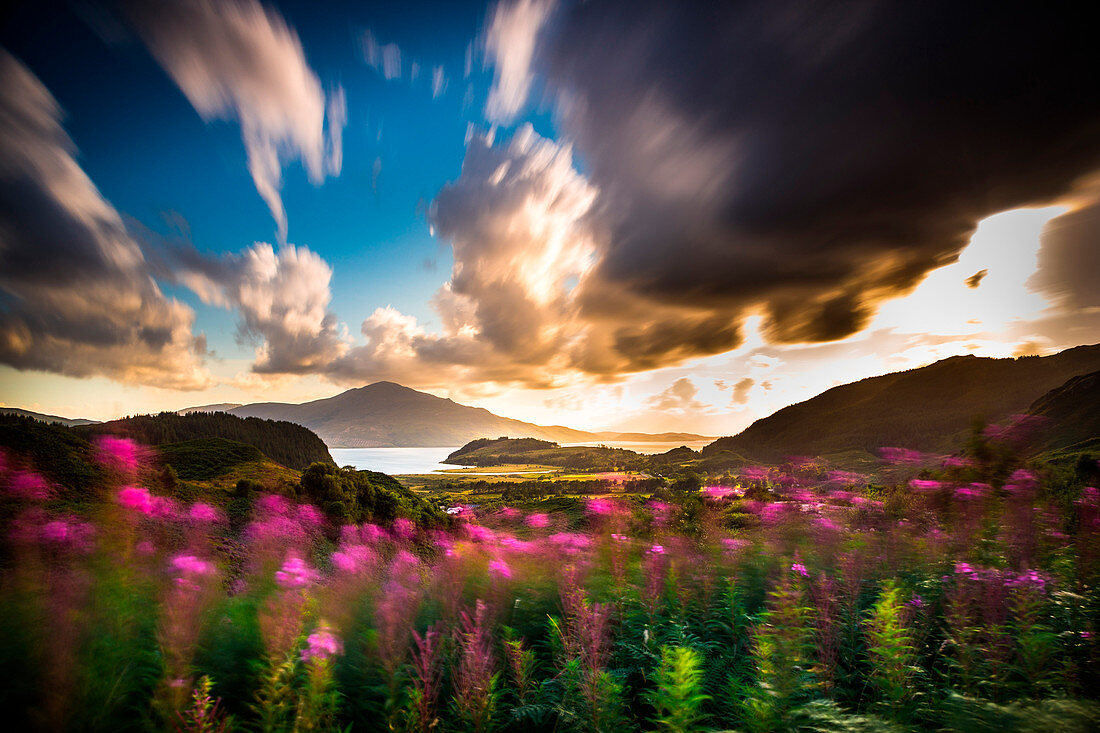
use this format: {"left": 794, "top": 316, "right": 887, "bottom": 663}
{"left": 0, "top": 0, "right": 1098, "bottom": 436}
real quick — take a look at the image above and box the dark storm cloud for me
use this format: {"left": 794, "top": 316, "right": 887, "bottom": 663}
{"left": 530, "top": 0, "right": 1100, "bottom": 344}
{"left": 1032, "top": 199, "right": 1100, "bottom": 309}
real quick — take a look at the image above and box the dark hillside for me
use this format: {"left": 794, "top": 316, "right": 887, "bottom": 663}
{"left": 1027, "top": 370, "right": 1100, "bottom": 454}
{"left": 704, "top": 345, "right": 1100, "bottom": 460}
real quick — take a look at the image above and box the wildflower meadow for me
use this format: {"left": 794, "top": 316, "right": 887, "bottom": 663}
{"left": 2, "top": 432, "right": 1099, "bottom": 732}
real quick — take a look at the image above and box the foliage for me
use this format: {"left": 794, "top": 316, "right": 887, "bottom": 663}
{"left": 77, "top": 411, "right": 333, "bottom": 470}
{"left": 2, "top": 431, "right": 1100, "bottom": 731}
{"left": 644, "top": 646, "right": 709, "bottom": 733}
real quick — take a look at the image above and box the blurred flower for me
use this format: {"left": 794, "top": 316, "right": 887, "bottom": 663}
{"left": 95, "top": 435, "right": 139, "bottom": 474}
{"left": 297, "top": 504, "right": 324, "bottom": 527}
{"left": 301, "top": 622, "right": 342, "bottom": 663}
{"left": 188, "top": 502, "right": 221, "bottom": 523}
{"left": 909, "top": 479, "right": 943, "bottom": 492}
{"left": 587, "top": 498, "right": 614, "bottom": 515}
{"left": 488, "top": 558, "right": 512, "bottom": 579}
{"left": 649, "top": 544, "right": 665, "bottom": 555}
{"left": 117, "top": 486, "right": 154, "bottom": 514}
{"left": 331, "top": 544, "right": 375, "bottom": 574}
{"left": 791, "top": 562, "right": 808, "bottom": 577}
{"left": 466, "top": 524, "right": 496, "bottom": 543}
{"left": 9, "top": 471, "right": 50, "bottom": 501}
{"left": 393, "top": 517, "right": 415, "bottom": 539}
{"left": 275, "top": 555, "right": 319, "bottom": 589}
{"left": 256, "top": 493, "right": 290, "bottom": 516}
{"left": 525, "top": 513, "right": 549, "bottom": 528}
{"left": 701, "top": 486, "right": 738, "bottom": 500}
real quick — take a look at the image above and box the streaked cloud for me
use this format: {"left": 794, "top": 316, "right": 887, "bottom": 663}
{"left": 478, "top": 0, "right": 1100, "bottom": 357}
{"left": 431, "top": 65, "right": 448, "bottom": 99}
{"left": 0, "top": 51, "right": 211, "bottom": 389}
{"left": 131, "top": 0, "right": 346, "bottom": 243}
{"left": 361, "top": 29, "right": 402, "bottom": 80}
{"left": 483, "top": 0, "right": 555, "bottom": 123}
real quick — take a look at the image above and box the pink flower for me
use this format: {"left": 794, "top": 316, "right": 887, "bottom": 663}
{"left": 741, "top": 466, "right": 770, "bottom": 482}
{"left": 525, "top": 513, "right": 549, "bottom": 528}
{"left": 331, "top": 545, "right": 375, "bottom": 574}
{"left": 40, "top": 520, "right": 69, "bottom": 543}
{"left": 361, "top": 523, "right": 387, "bottom": 543}
{"left": 702, "top": 486, "right": 738, "bottom": 500}
{"left": 586, "top": 498, "right": 614, "bottom": 515}
{"left": 909, "top": 479, "right": 943, "bottom": 492}
{"left": 791, "top": 562, "right": 808, "bottom": 577}
{"left": 720, "top": 538, "right": 748, "bottom": 554}
{"left": 275, "top": 555, "right": 319, "bottom": 589}
{"left": 117, "top": 486, "right": 154, "bottom": 514}
{"left": 649, "top": 544, "right": 665, "bottom": 555}
{"left": 297, "top": 504, "right": 324, "bottom": 527}
{"left": 171, "top": 553, "right": 215, "bottom": 577}
{"left": 9, "top": 471, "right": 50, "bottom": 501}
{"left": 880, "top": 447, "right": 925, "bottom": 465}
{"left": 256, "top": 494, "right": 290, "bottom": 516}
{"left": 38, "top": 517, "right": 94, "bottom": 551}
{"left": 548, "top": 533, "right": 592, "bottom": 553}
{"left": 393, "top": 518, "right": 415, "bottom": 539}
{"left": 302, "top": 623, "right": 342, "bottom": 662}
{"left": 761, "top": 502, "right": 787, "bottom": 524}
{"left": 96, "top": 435, "right": 139, "bottom": 473}
{"left": 466, "top": 524, "right": 497, "bottom": 543}
{"left": 488, "top": 558, "right": 512, "bottom": 579}
{"left": 188, "top": 502, "right": 220, "bottom": 523}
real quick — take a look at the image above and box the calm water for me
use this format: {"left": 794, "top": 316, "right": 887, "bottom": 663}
{"left": 331, "top": 440, "right": 713, "bottom": 475}
{"left": 330, "top": 447, "right": 461, "bottom": 474}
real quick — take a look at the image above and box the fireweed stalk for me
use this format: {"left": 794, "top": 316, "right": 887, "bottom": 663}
{"left": 405, "top": 625, "right": 444, "bottom": 732}
{"left": 451, "top": 600, "right": 500, "bottom": 733}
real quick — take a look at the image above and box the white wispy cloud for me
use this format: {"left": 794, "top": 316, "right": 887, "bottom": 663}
{"left": 131, "top": 0, "right": 346, "bottom": 243}
{"left": 483, "top": 0, "right": 555, "bottom": 123}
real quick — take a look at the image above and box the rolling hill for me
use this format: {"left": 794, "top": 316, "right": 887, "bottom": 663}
{"left": 199, "top": 381, "right": 709, "bottom": 448}
{"left": 1027, "top": 370, "right": 1100, "bottom": 455}
{"left": 703, "top": 344, "right": 1100, "bottom": 461}
{"left": 76, "top": 411, "right": 334, "bottom": 470}
{"left": 0, "top": 407, "right": 99, "bottom": 427}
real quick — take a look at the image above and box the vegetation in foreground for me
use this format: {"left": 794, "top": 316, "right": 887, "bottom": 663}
{"left": 1, "top": 416, "right": 1099, "bottom": 732}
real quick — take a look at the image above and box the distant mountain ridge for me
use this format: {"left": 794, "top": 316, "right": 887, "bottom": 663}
{"left": 704, "top": 344, "right": 1100, "bottom": 461}
{"left": 189, "top": 381, "right": 710, "bottom": 448}
{"left": 0, "top": 407, "right": 99, "bottom": 427}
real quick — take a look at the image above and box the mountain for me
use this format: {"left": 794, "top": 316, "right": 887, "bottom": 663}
{"left": 178, "top": 403, "right": 243, "bottom": 415}
{"left": 201, "top": 381, "right": 710, "bottom": 448}
{"left": 0, "top": 407, "right": 99, "bottom": 427}
{"left": 1027, "top": 370, "right": 1100, "bottom": 455}
{"left": 703, "top": 344, "right": 1100, "bottom": 461}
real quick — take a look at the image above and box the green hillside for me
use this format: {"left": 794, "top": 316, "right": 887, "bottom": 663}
{"left": 444, "top": 437, "right": 644, "bottom": 470}
{"left": 704, "top": 344, "right": 1100, "bottom": 461}
{"left": 77, "top": 411, "right": 333, "bottom": 470}
{"left": 158, "top": 438, "right": 267, "bottom": 481}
